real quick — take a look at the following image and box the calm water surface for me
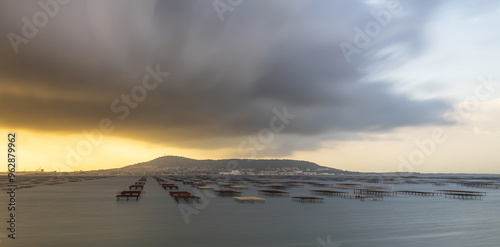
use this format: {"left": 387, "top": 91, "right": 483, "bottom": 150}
{"left": 1, "top": 175, "right": 499, "bottom": 247}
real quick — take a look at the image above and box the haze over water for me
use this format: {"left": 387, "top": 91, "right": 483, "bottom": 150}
{"left": 4, "top": 175, "right": 499, "bottom": 247}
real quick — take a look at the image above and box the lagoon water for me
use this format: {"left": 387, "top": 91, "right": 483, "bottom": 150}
{"left": 2, "top": 175, "right": 500, "bottom": 247}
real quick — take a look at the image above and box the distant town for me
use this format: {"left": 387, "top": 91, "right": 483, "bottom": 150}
{"left": 7, "top": 165, "right": 348, "bottom": 176}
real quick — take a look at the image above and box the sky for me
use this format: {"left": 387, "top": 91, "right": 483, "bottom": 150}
{"left": 1, "top": 0, "right": 500, "bottom": 173}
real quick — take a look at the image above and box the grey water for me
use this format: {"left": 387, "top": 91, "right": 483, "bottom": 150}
{"left": 2, "top": 175, "right": 500, "bottom": 247}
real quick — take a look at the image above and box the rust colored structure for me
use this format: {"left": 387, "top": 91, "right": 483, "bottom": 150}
{"left": 214, "top": 190, "right": 242, "bottom": 197}
{"left": 397, "top": 191, "right": 437, "bottom": 196}
{"left": 310, "top": 190, "right": 346, "bottom": 197}
{"left": 129, "top": 185, "right": 144, "bottom": 190}
{"left": 292, "top": 197, "right": 324, "bottom": 203}
{"left": 258, "top": 190, "right": 289, "bottom": 197}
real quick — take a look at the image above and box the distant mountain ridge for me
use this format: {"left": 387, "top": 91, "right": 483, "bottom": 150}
{"left": 106, "top": 155, "right": 345, "bottom": 174}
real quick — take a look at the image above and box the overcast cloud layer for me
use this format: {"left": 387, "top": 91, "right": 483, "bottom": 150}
{"left": 0, "top": 0, "right": 453, "bottom": 156}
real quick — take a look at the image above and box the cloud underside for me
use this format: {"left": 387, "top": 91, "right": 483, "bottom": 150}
{"left": 0, "top": 0, "right": 451, "bottom": 155}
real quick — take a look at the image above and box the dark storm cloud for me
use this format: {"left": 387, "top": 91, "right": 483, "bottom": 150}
{"left": 0, "top": 0, "right": 452, "bottom": 155}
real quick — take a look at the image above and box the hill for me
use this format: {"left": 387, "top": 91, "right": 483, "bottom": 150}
{"left": 104, "top": 155, "right": 346, "bottom": 175}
